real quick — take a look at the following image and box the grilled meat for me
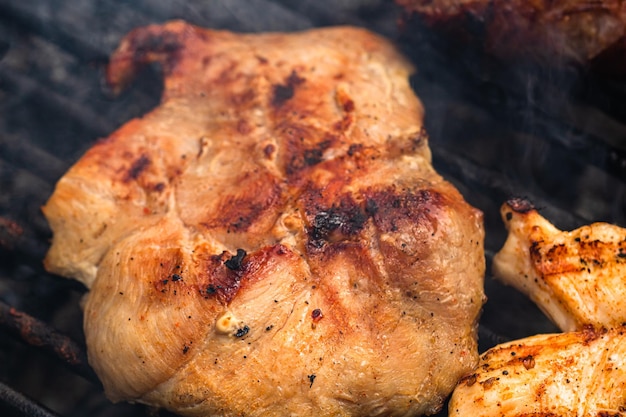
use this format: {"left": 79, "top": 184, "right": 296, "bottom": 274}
{"left": 493, "top": 197, "right": 626, "bottom": 332}
{"left": 397, "top": 0, "right": 626, "bottom": 69}
{"left": 449, "top": 325, "right": 626, "bottom": 416}
{"left": 451, "top": 198, "right": 626, "bottom": 416}
{"left": 42, "top": 21, "right": 485, "bottom": 416}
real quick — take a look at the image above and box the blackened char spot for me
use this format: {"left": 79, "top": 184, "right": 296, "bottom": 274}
{"left": 308, "top": 196, "right": 368, "bottom": 248}
{"left": 200, "top": 245, "right": 289, "bottom": 305}
{"left": 264, "top": 144, "right": 276, "bottom": 158}
{"left": 200, "top": 252, "right": 244, "bottom": 304}
{"left": 225, "top": 249, "right": 247, "bottom": 270}
{"left": 342, "top": 98, "right": 355, "bottom": 112}
{"left": 288, "top": 139, "right": 334, "bottom": 175}
{"left": 507, "top": 197, "right": 535, "bottom": 213}
{"left": 234, "top": 325, "right": 250, "bottom": 338}
{"left": 273, "top": 84, "right": 294, "bottom": 106}
{"left": 303, "top": 148, "right": 324, "bottom": 166}
{"left": 130, "top": 30, "right": 183, "bottom": 56}
{"left": 364, "top": 188, "right": 444, "bottom": 235}
{"left": 347, "top": 143, "right": 363, "bottom": 156}
{"left": 124, "top": 154, "right": 151, "bottom": 182}
{"left": 303, "top": 140, "right": 332, "bottom": 166}
{"left": 127, "top": 29, "right": 185, "bottom": 74}
{"left": 311, "top": 308, "right": 323, "bottom": 322}
{"left": 310, "top": 210, "right": 343, "bottom": 247}
{"left": 365, "top": 199, "right": 378, "bottom": 216}
{"left": 272, "top": 70, "right": 305, "bottom": 107}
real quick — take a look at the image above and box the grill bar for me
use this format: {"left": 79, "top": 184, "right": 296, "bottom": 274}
{"left": 0, "top": 300, "right": 97, "bottom": 384}
{"left": 0, "top": 68, "right": 115, "bottom": 139}
{"left": 0, "top": 381, "right": 61, "bottom": 417}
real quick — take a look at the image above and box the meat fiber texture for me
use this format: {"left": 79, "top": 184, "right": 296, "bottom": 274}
{"left": 448, "top": 198, "right": 626, "bottom": 416}
{"left": 493, "top": 198, "right": 626, "bottom": 332}
{"left": 449, "top": 325, "right": 626, "bottom": 417}
{"left": 42, "top": 21, "right": 485, "bottom": 417}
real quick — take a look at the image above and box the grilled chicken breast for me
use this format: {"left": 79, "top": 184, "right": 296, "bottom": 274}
{"left": 492, "top": 198, "right": 626, "bottom": 332}
{"left": 449, "top": 325, "right": 626, "bottom": 417}
{"left": 42, "top": 21, "right": 485, "bottom": 416}
{"left": 449, "top": 198, "right": 626, "bottom": 416}
{"left": 493, "top": 199, "right": 626, "bottom": 331}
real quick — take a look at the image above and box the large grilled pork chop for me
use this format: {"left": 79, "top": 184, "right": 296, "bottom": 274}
{"left": 43, "top": 21, "right": 485, "bottom": 417}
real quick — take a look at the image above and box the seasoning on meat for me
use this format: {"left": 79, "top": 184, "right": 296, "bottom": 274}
{"left": 450, "top": 198, "right": 626, "bottom": 416}
{"left": 450, "top": 325, "right": 626, "bottom": 416}
{"left": 493, "top": 198, "right": 626, "bottom": 332}
{"left": 42, "top": 21, "right": 485, "bottom": 417}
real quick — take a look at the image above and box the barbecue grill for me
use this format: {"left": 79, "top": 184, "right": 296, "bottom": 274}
{"left": 1, "top": 1, "right": 624, "bottom": 416}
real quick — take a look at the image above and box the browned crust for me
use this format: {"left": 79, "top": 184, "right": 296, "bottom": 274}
{"left": 44, "top": 21, "right": 485, "bottom": 416}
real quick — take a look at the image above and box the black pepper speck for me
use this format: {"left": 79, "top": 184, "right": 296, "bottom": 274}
{"left": 235, "top": 325, "right": 250, "bottom": 338}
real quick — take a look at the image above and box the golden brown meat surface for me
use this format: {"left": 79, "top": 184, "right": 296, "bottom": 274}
{"left": 42, "top": 21, "right": 485, "bottom": 417}
{"left": 493, "top": 198, "right": 626, "bottom": 332}
{"left": 454, "top": 198, "right": 626, "bottom": 416}
{"left": 449, "top": 325, "right": 626, "bottom": 417}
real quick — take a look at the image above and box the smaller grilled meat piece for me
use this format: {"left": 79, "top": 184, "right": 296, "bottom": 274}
{"left": 449, "top": 324, "right": 626, "bottom": 416}
{"left": 397, "top": 0, "right": 626, "bottom": 69}
{"left": 493, "top": 198, "right": 626, "bottom": 332}
{"left": 450, "top": 199, "right": 626, "bottom": 416}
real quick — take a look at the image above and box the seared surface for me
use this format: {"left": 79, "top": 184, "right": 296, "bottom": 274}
{"left": 493, "top": 198, "right": 626, "bottom": 332}
{"left": 449, "top": 325, "right": 626, "bottom": 416}
{"left": 460, "top": 199, "right": 626, "bottom": 416}
{"left": 42, "top": 22, "right": 485, "bottom": 416}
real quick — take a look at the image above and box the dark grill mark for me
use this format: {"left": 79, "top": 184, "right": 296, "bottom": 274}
{"left": 272, "top": 84, "right": 295, "bottom": 106}
{"left": 199, "top": 245, "right": 289, "bottom": 305}
{"left": 288, "top": 139, "right": 334, "bottom": 174}
{"left": 271, "top": 70, "right": 305, "bottom": 107}
{"left": 347, "top": 143, "right": 363, "bottom": 156}
{"left": 507, "top": 197, "right": 535, "bottom": 213}
{"left": 308, "top": 201, "right": 368, "bottom": 248}
{"left": 303, "top": 140, "right": 332, "bottom": 167}
{"left": 225, "top": 249, "right": 247, "bottom": 270}
{"left": 365, "top": 198, "right": 378, "bottom": 216}
{"left": 124, "top": 154, "right": 151, "bottom": 182}
{"left": 306, "top": 187, "right": 445, "bottom": 249}
{"left": 303, "top": 148, "right": 324, "bottom": 166}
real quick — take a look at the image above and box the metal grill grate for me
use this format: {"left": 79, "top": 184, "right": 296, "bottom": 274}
{"left": 1, "top": 1, "right": 625, "bottom": 416}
